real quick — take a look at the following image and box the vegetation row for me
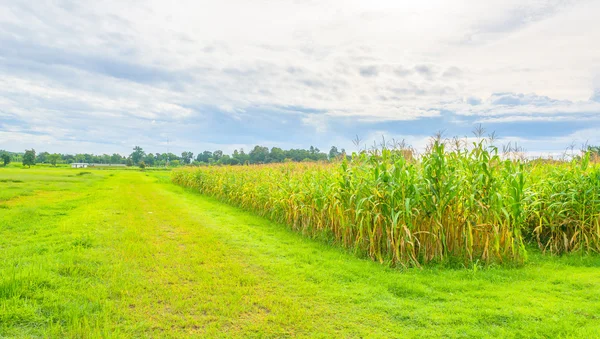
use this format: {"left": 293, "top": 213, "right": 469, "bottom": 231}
{"left": 0, "top": 145, "right": 343, "bottom": 167}
{"left": 172, "top": 137, "right": 600, "bottom": 267}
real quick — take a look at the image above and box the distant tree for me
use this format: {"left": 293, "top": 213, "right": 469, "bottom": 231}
{"left": 328, "top": 146, "right": 340, "bottom": 160}
{"left": 286, "top": 148, "right": 310, "bottom": 162}
{"left": 218, "top": 154, "right": 233, "bottom": 165}
{"left": 22, "top": 149, "right": 36, "bottom": 168}
{"left": 213, "top": 150, "right": 223, "bottom": 161}
{"left": 340, "top": 148, "right": 351, "bottom": 161}
{"left": 139, "top": 161, "right": 146, "bottom": 169}
{"left": 1, "top": 153, "right": 10, "bottom": 166}
{"left": 144, "top": 153, "right": 155, "bottom": 166}
{"left": 249, "top": 146, "right": 269, "bottom": 164}
{"left": 63, "top": 154, "right": 75, "bottom": 163}
{"left": 269, "top": 147, "right": 285, "bottom": 163}
{"left": 126, "top": 158, "right": 133, "bottom": 167}
{"left": 165, "top": 153, "right": 179, "bottom": 163}
{"left": 37, "top": 151, "right": 49, "bottom": 164}
{"left": 196, "top": 151, "right": 212, "bottom": 163}
{"left": 226, "top": 156, "right": 240, "bottom": 165}
{"left": 232, "top": 149, "right": 249, "bottom": 165}
{"left": 181, "top": 151, "right": 194, "bottom": 165}
{"left": 110, "top": 153, "right": 123, "bottom": 164}
{"left": 47, "top": 153, "right": 60, "bottom": 166}
{"left": 130, "top": 146, "right": 145, "bottom": 165}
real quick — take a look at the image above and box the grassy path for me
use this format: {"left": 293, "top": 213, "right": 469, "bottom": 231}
{"left": 1, "top": 168, "right": 600, "bottom": 338}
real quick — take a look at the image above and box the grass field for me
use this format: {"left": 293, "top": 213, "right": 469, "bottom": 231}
{"left": 1, "top": 166, "right": 600, "bottom": 338}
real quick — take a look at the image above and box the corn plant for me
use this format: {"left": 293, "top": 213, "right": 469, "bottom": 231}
{"left": 172, "top": 140, "right": 600, "bottom": 267}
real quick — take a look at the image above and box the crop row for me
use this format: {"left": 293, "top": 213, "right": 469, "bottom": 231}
{"left": 172, "top": 140, "right": 600, "bottom": 267}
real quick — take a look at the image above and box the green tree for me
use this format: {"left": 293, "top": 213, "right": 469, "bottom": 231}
{"left": 329, "top": 146, "right": 340, "bottom": 160}
{"left": 144, "top": 153, "right": 155, "bottom": 166}
{"left": 213, "top": 150, "right": 223, "bottom": 161}
{"left": 22, "top": 149, "right": 36, "bottom": 168}
{"left": 37, "top": 151, "right": 49, "bottom": 163}
{"left": 111, "top": 153, "right": 123, "bottom": 164}
{"left": 232, "top": 149, "right": 249, "bottom": 165}
{"left": 1, "top": 153, "right": 10, "bottom": 166}
{"left": 196, "top": 151, "right": 213, "bottom": 163}
{"left": 130, "top": 146, "right": 145, "bottom": 165}
{"left": 249, "top": 146, "right": 269, "bottom": 164}
{"left": 181, "top": 151, "right": 194, "bottom": 165}
{"left": 139, "top": 161, "right": 146, "bottom": 169}
{"left": 269, "top": 147, "right": 285, "bottom": 163}
{"left": 47, "top": 153, "right": 60, "bottom": 166}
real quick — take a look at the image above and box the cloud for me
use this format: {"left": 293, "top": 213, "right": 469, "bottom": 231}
{"left": 466, "top": 97, "right": 482, "bottom": 105}
{"left": 0, "top": 0, "right": 599, "bottom": 154}
{"left": 475, "top": 114, "right": 600, "bottom": 124}
{"left": 359, "top": 66, "right": 379, "bottom": 77}
{"left": 414, "top": 64, "right": 436, "bottom": 79}
{"left": 489, "top": 92, "right": 562, "bottom": 106}
{"left": 592, "top": 89, "right": 600, "bottom": 102}
{"left": 447, "top": 92, "right": 600, "bottom": 120}
{"left": 301, "top": 114, "right": 328, "bottom": 133}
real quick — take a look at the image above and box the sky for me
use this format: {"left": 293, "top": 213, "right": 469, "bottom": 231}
{"left": 1, "top": 0, "right": 599, "bottom": 157}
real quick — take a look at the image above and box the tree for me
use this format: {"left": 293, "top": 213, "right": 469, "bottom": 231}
{"left": 213, "top": 150, "right": 223, "bottom": 161}
{"left": 269, "top": 147, "right": 285, "bottom": 163}
{"left": 110, "top": 153, "right": 123, "bottom": 164}
{"left": 37, "top": 152, "right": 49, "bottom": 164}
{"left": 181, "top": 151, "right": 194, "bottom": 165}
{"left": 1, "top": 153, "right": 10, "bottom": 166}
{"left": 218, "top": 154, "right": 234, "bottom": 165}
{"left": 232, "top": 149, "right": 249, "bottom": 165}
{"left": 144, "top": 153, "right": 155, "bottom": 166}
{"left": 22, "top": 149, "right": 36, "bottom": 168}
{"left": 130, "top": 146, "right": 145, "bottom": 165}
{"left": 126, "top": 158, "right": 133, "bottom": 167}
{"left": 196, "top": 151, "right": 212, "bottom": 163}
{"left": 47, "top": 153, "right": 60, "bottom": 166}
{"left": 329, "top": 146, "right": 340, "bottom": 160}
{"left": 63, "top": 154, "right": 75, "bottom": 163}
{"left": 139, "top": 161, "right": 146, "bottom": 169}
{"left": 249, "top": 146, "right": 269, "bottom": 164}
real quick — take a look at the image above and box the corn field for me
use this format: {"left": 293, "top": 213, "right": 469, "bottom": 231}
{"left": 172, "top": 139, "right": 600, "bottom": 267}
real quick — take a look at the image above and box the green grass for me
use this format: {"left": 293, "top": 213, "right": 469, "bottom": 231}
{"left": 1, "top": 166, "right": 599, "bottom": 338}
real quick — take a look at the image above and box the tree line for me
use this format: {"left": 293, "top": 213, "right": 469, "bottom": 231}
{"left": 2, "top": 145, "right": 599, "bottom": 168}
{"left": 0, "top": 145, "right": 349, "bottom": 167}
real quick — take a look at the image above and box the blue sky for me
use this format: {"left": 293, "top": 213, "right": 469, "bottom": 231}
{"left": 1, "top": 0, "right": 599, "bottom": 156}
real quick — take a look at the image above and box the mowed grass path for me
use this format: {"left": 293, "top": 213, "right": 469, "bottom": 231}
{"left": 1, "top": 168, "right": 599, "bottom": 338}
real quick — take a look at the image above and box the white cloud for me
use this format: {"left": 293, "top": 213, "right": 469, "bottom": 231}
{"left": 0, "top": 0, "right": 599, "bottom": 153}
{"left": 301, "top": 114, "right": 328, "bottom": 133}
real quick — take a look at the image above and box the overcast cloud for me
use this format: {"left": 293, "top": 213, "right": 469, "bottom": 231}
{"left": 1, "top": 0, "right": 599, "bottom": 155}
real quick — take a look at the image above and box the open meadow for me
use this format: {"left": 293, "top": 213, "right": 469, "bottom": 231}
{"left": 1, "top": 164, "right": 599, "bottom": 338}
{"left": 3, "top": 0, "right": 600, "bottom": 337}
